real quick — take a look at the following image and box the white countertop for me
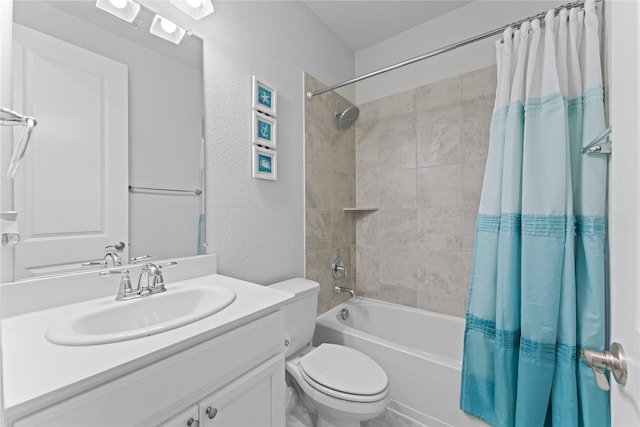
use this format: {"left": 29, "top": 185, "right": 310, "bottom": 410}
{"left": 1, "top": 274, "right": 292, "bottom": 415}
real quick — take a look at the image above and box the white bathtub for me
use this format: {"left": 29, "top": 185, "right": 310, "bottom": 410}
{"left": 313, "top": 298, "right": 487, "bottom": 427}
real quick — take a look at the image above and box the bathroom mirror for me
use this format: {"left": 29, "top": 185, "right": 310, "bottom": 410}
{"left": 3, "top": 0, "right": 205, "bottom": 282}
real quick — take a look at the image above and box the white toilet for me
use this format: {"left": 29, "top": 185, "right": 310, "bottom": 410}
{"left": 270, "top": 278, "right": 390, "bottom": 427}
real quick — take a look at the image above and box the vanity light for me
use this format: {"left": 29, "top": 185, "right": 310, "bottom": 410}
{"left": 169, "top": 0, "right": 214, "bottom": 20}
{"left": 149, "top": 14, "right": 187, "bottom": 44}
{"left": 95, "top": 0, "right": 141, "bottom": 23}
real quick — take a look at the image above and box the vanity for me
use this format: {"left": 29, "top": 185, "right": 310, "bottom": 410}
{"left": 1, "top": 255, "right": 292, "bottom": 426}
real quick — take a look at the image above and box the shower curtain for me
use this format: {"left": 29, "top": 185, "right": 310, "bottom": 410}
{"left": 460, "top": 1, "right": 609, "bottom": 426}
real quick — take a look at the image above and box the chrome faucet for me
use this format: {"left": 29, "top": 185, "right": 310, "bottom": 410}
{"left": 334, "top": 285, "right": 355, "bottom": 298}
{"left": 137, "top": 262, "right": 167, "bottom": 295}
{"left": 99, "top": 261, "right": 177, "bottom": 301}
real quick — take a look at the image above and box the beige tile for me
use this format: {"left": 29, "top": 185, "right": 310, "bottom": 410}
{"left": 356, "top": 245, "right": 380, "bottom": 297}
{"left": 356, "top": 167, "right": 379, "bottom": 208}
{"left": 332, "top": 171, "right": 355, "bottom": 209}
{"left": 356, "top": 120, "right": 379, "bottom": 173}
{"left": 462, "top": 97, "right": 493, "bottom": 162}
{"left": 416, "top": 75, "right": 462, "bottom": 112}
{"left": 378, "top": 90, "right": 416, "bottom": 137}
{"left": 417, "top": 249, "right": 463, "bottom": 296}
{"left": 463, "top": 208, "right": 478, "bottom": 251}
{"left": 463, "top": 160, "right": 486, "bottom": 209}
{"left": 462, "top": 250, "right": 474, "bottom": 293}
{"left": 379, "top": 169, "right": 416, "bottom": 210}
{"left": 417, "top": 291, "right": 466, "bottom": 318}
{"left": 416, "top": 107, "right": 462, "bottom": 167}
{"left": 332, "top": 246, "right": 354, "bottom": 284}
{"left": 377, "top": 209, "right": 417, "bottom": 249}
{"left": 358, "top": 99, "right": 379, "bottom": 125}
{"left": 305, "top": 210, "right": 331, "bottom": 254}
{"left": 417, "top": 164, "right": 462, "bottom": 209}
{"left": 305, "top": 250, "right": 332, "bottom": 315}
{"left": 462, "top": 65, "right": 497, "bottom": 104}
{"left": 331, "top": 209, "right": 354, "bottom": 249}
{"left": 380, "top": 284, "right": 418, "bottom": 308}
{"left": 305, "top": 164, "right": 333, "bottom": 209}
{"left": 305, "top": 119, "right": 333, "bottom": 168}
{"left": 356, "top": 210, "right": 378, "bottom": 247}
{"left": 379, "top": 246, "right": 417, "bottom": 289}
{"left": 379, "top": 128, "right": 417, "bottom": 171}
{"left": 331, "top": 127, "right": 356, "bottom": 175}
{"left": 417, "top": 208, "right": 462, "bottom": 251}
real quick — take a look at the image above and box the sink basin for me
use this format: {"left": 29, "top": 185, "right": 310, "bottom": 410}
{"left": 46, "top": 285, "right": 236, "bottom": 346}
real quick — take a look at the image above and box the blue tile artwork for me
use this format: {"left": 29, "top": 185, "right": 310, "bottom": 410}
{"left": 258, "top": 85, "right": 272, "bottom": 109}
{"left": 258, "top": 153, "right": 272, "bottom": 173}
{"left": 258, "top": 119, "right": 271, "bottom": 141}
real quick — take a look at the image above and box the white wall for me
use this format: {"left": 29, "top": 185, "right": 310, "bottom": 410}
{"left": 141, "top": 1, "right": 355, "bottom": 284}
{"left": 355, "top": 0, "right": 567, "bottom": 104}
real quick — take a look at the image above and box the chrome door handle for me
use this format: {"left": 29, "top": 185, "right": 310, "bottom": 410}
{"left": 582, "top": 342, "right": 627, "bottom": 391}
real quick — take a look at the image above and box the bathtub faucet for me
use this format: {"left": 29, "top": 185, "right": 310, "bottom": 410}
{"left": 334, "top": 285, "right": 355, "bottom": 298}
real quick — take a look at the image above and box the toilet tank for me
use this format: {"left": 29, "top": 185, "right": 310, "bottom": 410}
{"left": 269, "top": 278, "right": 319, "bottom": 357}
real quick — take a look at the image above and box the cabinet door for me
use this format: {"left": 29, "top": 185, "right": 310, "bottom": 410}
{"left": 158, "top": 404, "right": 199, "bottom": 427}
{"left": 200, "top": 356, "right": 285, "bottom": 427}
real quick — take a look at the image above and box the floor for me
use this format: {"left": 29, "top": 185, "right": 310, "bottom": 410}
{"left": 364, "top": 408, "right": 424, "bottom": 427}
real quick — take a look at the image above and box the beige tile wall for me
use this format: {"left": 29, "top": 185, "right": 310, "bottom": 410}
{"left": 304, "top": 73, "right": 356, "bottom": 314}
{"left": 354, "top": 65, "right": 496, "bottom": 317}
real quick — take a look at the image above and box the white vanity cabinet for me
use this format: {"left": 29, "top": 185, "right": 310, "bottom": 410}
{"left": 10, "top": 312, "right": 286, "bottom": 427}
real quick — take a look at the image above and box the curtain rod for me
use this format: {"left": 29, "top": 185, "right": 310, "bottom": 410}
{"left": 306, "top": 0, "right": 600, "bottom": 100}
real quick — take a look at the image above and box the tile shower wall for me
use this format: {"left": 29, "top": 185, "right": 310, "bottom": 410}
{"left": 355, "top": 65, "right": 496, "bottom": 317}
{"left": 304, "top": 73, "right": 356, "bottom": 314}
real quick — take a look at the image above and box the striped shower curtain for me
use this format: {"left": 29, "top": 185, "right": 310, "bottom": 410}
{"left": 459, "top": 1, "right": 609, "bottom": 426}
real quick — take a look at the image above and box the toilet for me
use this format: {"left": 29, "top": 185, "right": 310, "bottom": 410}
{"left": 270, "top": 278, "right": 390, "bottom": 427}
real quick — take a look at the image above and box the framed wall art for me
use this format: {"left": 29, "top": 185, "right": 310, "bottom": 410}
{"left": 252, "top": 145, "right": 277, "bottom": 181}
{"left": 252, "top": 75, "right": 277, "bottom": 117}
{"left": 251, "top": 110, "right": 277, "bottom": 149}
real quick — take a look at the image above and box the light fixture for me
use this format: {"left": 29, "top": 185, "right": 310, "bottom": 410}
{"left": 169, "top": 0, "right": 214, "bottom": 20}
{"left": 95, "top": 0, "right": 141, "bottom": 23}
{"left": 149, "top": 14, "right": 187, "bottom": 45}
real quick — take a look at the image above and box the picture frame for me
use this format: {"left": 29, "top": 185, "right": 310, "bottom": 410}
{"left": 252, "top": 145, "right": 277, "bottom": 181}
{"left": 251, "top": 110, "right": 277, "bottom": 149}
{"left": 252, "top": 75, "right": 277, "bottom": 117}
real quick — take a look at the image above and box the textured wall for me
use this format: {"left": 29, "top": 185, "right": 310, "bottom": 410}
{"left": 140, "top": 1, "right": 355, "bottom": 285}
{"left": 355, "top": 65, "right": 496, "bottom": 317}
{"left": 304, "top": 73, "right": 356, "bottom": 314}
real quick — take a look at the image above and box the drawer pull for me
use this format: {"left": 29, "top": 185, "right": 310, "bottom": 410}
{"left": 187, "top": 417, "right": 199, "bottom": 427}
{"left": 205, "top": 407, "right": 218, "bottom": 420}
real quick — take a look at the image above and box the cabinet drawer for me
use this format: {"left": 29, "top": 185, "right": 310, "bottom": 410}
{"left": 14, "top": 312, "right": 283, "bottom": 427}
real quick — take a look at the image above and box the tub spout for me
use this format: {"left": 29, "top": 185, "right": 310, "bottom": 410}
{"left": 334, "top": 285, "right": 355, "bottom": 298}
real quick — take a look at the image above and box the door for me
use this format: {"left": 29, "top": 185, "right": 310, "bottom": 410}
{"left": 12, "top": 24, "right": 128, "bottom": 279}
{"left": 607, "top": 0, "right": 640, "bottom": 425}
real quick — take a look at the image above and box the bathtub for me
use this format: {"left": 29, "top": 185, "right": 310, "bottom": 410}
{"left": 313, "top": 298, "right": 487, "bottom": 427}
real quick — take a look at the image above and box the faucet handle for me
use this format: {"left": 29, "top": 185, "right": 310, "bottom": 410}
{"left": 130, "top": 254, "right": 151, "bottom": 264}
{"left": 157, "top": 261, "right": 178, "bottom": 269}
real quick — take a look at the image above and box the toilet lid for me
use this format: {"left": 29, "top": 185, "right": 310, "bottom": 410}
{"left": 299, "top": 344, "right": 388, "bottom": 396}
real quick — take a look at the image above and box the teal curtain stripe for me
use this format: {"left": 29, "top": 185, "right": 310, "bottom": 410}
{"left": 466, "top": 314, "right": 496, "bottom": 337}
{"left": 477, "top": 215, "right": 501, "bottom": 233}
{"left": 520, "top": 338, "right": 556, "bottom": 361}
{"left": 476, "top": 214, "right": 605, "bottom": 238}
{"left": 576, "top": 215, "right": 606, "bottom": 238}
{"left": 466, "top": 315, "right": 577, "bottom": 363}
{"left": 524, "top": 92, "right": 566, "bottom": 116}
{"left": 521, "top": 215, "right": 576, "bottom": 238}
{"left": 522, "top": 85, "right": 605, "bottom": 118}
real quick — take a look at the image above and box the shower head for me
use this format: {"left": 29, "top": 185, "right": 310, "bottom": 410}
{"left": 336, "top": 105, "right": 360, "bottom": 130}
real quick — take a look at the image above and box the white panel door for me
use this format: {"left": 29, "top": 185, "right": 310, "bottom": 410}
{"left": 12, "top": 24, "right": 128, "bottom": 279}
{"left": 607, "top": 1, "right": 640, "bottom": 426}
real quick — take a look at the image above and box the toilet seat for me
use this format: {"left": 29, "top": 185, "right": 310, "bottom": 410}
{"left": 298, "top": 344, "right": 388, "bottom": 403}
